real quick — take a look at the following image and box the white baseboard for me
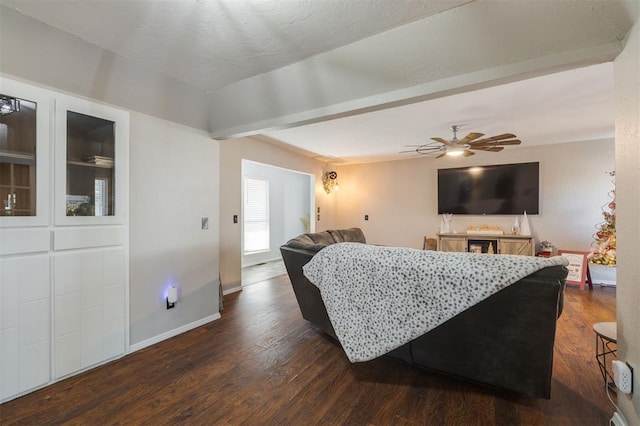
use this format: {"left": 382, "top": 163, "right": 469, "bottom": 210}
{"left": 223, "top": 286, "right": 242, "bottom": 295}
{"left": 242, "top": 256, "right": 282, "bottom": 267}
{"left": 128, "top": 313, "right": 221, "bottom": 353}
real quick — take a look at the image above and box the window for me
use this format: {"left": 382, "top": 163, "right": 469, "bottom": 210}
{"left": 244, "top": 178, "right": 269, "bottom": 253}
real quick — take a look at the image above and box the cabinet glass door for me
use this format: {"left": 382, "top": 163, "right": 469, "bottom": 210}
{"left": 54, "top": 98, "right": 128, "bottom": 226}
{"left": 0, "top": 94, "right": 36, "bottom": 216}
{"left": 65, "top": 111, "right": 115, "bottom": 216}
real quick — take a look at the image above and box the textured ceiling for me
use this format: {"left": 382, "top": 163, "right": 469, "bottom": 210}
{"left": 0, "top": 0, "right": 629, "bottom": 164}
{"left": 0, "top": 0, "right": 472, "bottom": 92}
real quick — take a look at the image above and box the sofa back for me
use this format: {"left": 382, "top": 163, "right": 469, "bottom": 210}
{"left": 283, "top": 228, "right": 366, "bottom": 253}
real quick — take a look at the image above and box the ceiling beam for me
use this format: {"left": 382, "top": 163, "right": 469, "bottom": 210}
{"left": 208, "top": 0, "right": 631, "bottom": 139}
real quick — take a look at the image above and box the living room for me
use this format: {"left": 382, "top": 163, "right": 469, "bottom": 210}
{"left": 1, "top": 1, "right": 639, "bottom": 424}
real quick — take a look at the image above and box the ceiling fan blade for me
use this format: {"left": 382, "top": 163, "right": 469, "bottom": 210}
{"left": 431, "top": 137, "right": 451, "bottom": 145}
{"left": 400, "top": 141, "right": 447, "bottom": 156}
{"left": 468, "top": 134, "right": 517, "bottom": 144}
{"left": 463, "top": 150, "right": 476, "bottom": 157}
{"left": 488, "top": 133, "right": 516, "bottom": 140}
{"left": 417, "top": 148, "right": 445, "bottom": 155}
{"left": 492, "top": 139, "right": 521, "bottom": 146}
{"left": 435, "top": 152, "right": 447, "bottom": 159}
{"left": 472, "top": 140, "right": 521, "bottom": 147}
{"left": 471, "top": 146, "right": 504, "bottom": 152}
{"left": 459, "top": 132, "right": 484, "bottom": 144}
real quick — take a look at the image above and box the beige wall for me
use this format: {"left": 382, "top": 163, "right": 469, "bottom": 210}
{"left": 218, "top": 137, "right": 338, "bottom": 293}
{"left": 129, "top": 112, "right": 220, "bottom": 346}
{"left": 220, "top": 137, "right": 615, "bottom": 289}
{"left": 615, "top": 16, "right": 640, "bottom": 422}
{"left": 334, "top": 139, "right": 614, "bottom": 252}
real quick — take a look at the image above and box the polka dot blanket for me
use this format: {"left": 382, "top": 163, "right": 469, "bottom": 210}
{"left": 302, "top": 242, "right": 568, "bottom": 362}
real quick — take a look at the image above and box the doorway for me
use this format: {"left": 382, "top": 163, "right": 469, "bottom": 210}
{"left": 240, "top": 159, "right": 314, "bottom": 286}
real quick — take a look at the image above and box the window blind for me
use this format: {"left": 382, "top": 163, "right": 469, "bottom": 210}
{"left": 243, "top": 178, "right": 269, "bottom": 253}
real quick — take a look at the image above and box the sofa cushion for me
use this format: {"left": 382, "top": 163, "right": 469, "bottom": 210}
{"left": 284, "top": 234, "right": 327, "bottom": 253}
{"left": 330, "top": 228, "right": 366, "bottom": 243}
{"left": 283, "top": 228, "right": 366, "bottom": 253}
{"left": 307, "top": 231, "right": 336, "bottom": 246}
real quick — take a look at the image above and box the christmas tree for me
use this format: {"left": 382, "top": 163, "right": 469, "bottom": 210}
{"left": 588, "top": 171, "right": 616, "bottom": 267}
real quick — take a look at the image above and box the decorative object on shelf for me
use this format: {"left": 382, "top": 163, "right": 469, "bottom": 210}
{"left": 588, "top": 171, "right": 616, "bottom": 268}
{"left": 487, "top": 242, "right": 495, "bottom": 254}
{"left": 440, "top": 213, "right": 453, "bottom": 233}
{"left": 512, "top": 216, "right": 520, "bottom": 234}
{"left": 83, "top": 155, "right": 114, "bottom": 166}
{"left": 466, "top": 224, "right": 504, "bottom": 235}
{"left": 322, "top": 170, "right": 339, "bottom": 194}
{"left": 66, "top": 195, "right": 94, "bottom": 216}
{"left": 4, "top": 193, "right": 16, "bottom": 214}
{"left": 399, "top": 124, "right": 522, "bottom": 159}
{"left": 520, "top": 211, "right": 531, "bottom": 235}
{"left": 0, "top": 95, "right": 20, "bottom": 115}
{"left": 540, "top": 240, "right": 554, "bottom": 254}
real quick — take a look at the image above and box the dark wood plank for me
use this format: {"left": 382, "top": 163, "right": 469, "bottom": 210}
{"left": 0, "top": 276, "right": 616, "bottom": 425}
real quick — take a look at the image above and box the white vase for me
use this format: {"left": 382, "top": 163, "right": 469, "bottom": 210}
{"left": 440, "top": 214, "right": 452, "bottom": 233}
{"left": 520, "top": 211, "right": 531, "bottom": 235}
{"left": 513, "top": 216, "right": 520, "bottom": 235}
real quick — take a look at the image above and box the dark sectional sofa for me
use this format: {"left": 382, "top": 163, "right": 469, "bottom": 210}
{"left": 280, "top": 228, "right": 569, "bottom": 399}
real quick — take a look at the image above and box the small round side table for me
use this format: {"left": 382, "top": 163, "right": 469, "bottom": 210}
{"left": 593, "top": 322, "right": 617, "bottom": 390}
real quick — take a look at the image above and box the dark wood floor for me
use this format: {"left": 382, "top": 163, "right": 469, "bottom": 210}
{"left": 1, "top": 277, "right": 616, "bottom": 425}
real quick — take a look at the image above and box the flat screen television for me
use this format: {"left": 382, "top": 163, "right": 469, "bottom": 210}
{"left": 437, "top": 162, "right": 539, "bottom": 215}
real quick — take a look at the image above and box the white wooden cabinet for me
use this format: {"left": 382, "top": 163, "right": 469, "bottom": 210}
{"left": 53, "top": 248, "right": 126, "bottom": 379}
{"left": 498, "top": 237, "right": 535, "bottom": 256}
{"left": 0, "top": 76, "right": 129, "bottom": 402}
{"left": 438, "top": 235, "right": 468, "bottom": 252}
{"left": 437, "top": 233, "right": 535, "bottom": 256}
{"left": 0, "top": 255, "right": 50, "bottom": 401}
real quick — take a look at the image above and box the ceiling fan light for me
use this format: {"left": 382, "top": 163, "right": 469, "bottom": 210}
{"left": 446, "top": 148, "right": 465, "bottom": 157}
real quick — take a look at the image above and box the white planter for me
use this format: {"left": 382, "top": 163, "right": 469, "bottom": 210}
{"left": 589, "top": 263, "right": 617, "bottom": 286}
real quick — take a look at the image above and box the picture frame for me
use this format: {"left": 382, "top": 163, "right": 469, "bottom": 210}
{"left": 558, "top": 250, "right": 589, "bottom": 291}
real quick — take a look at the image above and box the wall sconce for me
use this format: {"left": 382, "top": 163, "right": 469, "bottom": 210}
{"left": 0, "top": 95, "right": 20, "bottom": 116}
{"left": 323, "top": 171, "right": 339, "bottom": 194}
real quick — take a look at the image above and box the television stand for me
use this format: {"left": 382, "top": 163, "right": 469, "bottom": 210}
{"left": 437, "top": 233, "right": 535, "bottom": 256}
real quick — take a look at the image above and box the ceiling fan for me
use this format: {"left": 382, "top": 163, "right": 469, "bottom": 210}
{"left": 400, "top": 125, "right": 521, "bottom": 158}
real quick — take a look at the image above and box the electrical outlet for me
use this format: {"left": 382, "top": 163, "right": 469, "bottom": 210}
{"left": 364, "top": 214, "right": 369, "bottom": 221}
{"left": 613, "top": 360, "right": 633, "bottom": 394}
